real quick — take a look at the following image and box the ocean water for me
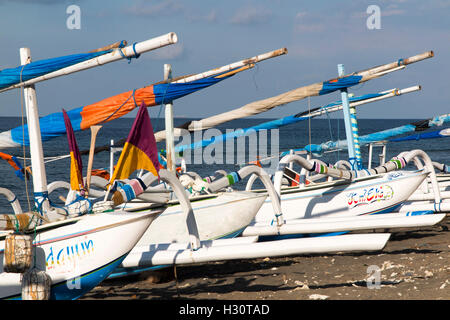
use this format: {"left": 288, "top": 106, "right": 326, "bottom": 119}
{"left": 0, "top": 116, "right": 448, "bottom": 213}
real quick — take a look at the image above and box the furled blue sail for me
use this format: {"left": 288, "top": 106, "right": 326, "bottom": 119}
{"left": 389, "top": 128, "right": 450, "bottom": 142}
{"left": 300, "top": 114, "right": 450, "bottom": 155}
{"left": 0, "top": 50, "right": 112, "bottom": 90}
{"left": 0, "top": 68, "right": 242, "bottom": 148}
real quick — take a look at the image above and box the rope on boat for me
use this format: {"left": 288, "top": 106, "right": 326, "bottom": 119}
{"left": 19, "top": 63, "right": 32, "bottom": 212}
{"left": 100, "top": 89, "right": 137, "bottom": 124}
{"left": 118, "top": 42, "right": 140, "bottom": 64}
{"left": 35, "top": 191, "right": 68, "bottom": 217}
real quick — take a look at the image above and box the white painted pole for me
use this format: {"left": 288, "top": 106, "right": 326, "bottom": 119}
{"left": 1, "top": 33, "right": 178, "bottom": 93}
{"left": 379, "top": 144, "right": 386, "bottom": 165}
{"left": 288, "top": 149, "right": 294, "bottom": 170}
{"left": 164, "top": 64, "right": 176, "bottom": 172}
{"left": 304, "top": 86, "right": 421, "bottom": 119}
{"left": 109, "top": 139, "right": 114, "bottom": 179}
{"left": 305, "top": 153, "right": 312, "bottom": 180}
{"left": 368, "top": 144, "right": 373, "bottom": 169}
{"left": 338, "top": 64, "right": 361, "bottom": 170}
{"left": 19, "top": 48, "right": 49, "bottom": 211}
{"left": 171, "top": 48, "right": 287, "bottom": 84}
{"left": 120, "top": 233, "right": 391, "bottom": 267}
{"left": 242, "top": 213, "right": 445, "bottom": 237}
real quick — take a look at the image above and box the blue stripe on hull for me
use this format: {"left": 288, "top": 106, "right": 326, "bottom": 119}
{"left": 108, "top": 264, "right": 169, "bottom": 279}
{"left": 259, "top": 202, "right": 404, "bottom": 241}
{"left": 405, "top": 210, "right": 433, "bottom": 216}
{"left": 5, "top": 253, "right": 128, "bottom": 300}
{"left": 362, "top": 203, "right": 402, "bottom": 215}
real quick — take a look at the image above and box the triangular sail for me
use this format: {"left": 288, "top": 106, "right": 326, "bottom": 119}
{"left": 110, "top": 101, "right": 160, "bottom": 182}
{"left": 108, "top": 102, "right": 160, "bottom": 206}
{"left": 62, "top": 109, "right": 85, "bottom": 192}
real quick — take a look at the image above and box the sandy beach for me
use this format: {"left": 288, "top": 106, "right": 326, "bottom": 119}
{"left": 82, "top": 215, "right": 449, "bottom": 301}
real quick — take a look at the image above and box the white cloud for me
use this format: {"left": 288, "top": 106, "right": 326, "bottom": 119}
{"left": 150, "top": 43, "right": 185, "bottom": 60}
{"left": 187, "top": 9, "right": 218, "bottom": 23}
{"left": 293, "top": 11, "right": 325, "bottom": 33}
{"left": 294, "top": 24, "right": 325, "bottom": 33}
{"left": 295, "top": 11, "right": 307, "bottom": 19}
{"left": 124, "top": 0, "right": 184, "bottom": 18}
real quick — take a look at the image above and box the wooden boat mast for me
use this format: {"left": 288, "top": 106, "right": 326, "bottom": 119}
{"left": 338, "top": 63, "right": 362, "bottom": 170}
{"left": 19, "top": 48, "right": 49, "bottom": 211}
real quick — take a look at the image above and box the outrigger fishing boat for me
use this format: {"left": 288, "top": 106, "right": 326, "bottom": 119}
{"left": 0, "top": 42, "right": 392, "bottom": 281}
{"left": 294, "top": 112, "right": 450, "bottom": 213}
{"left": 3, "top": 46, "right": 439, "bottom": 280}
{"left": 0, "top": 48, "right": 291, "bottom": 247}
{"left": 65, "top": 101, "right": 392, "bottom": 279}
{"left": 0, "top": 206, "right": 160, "bottom": 299}
{"left": 164, "top": 51, "right": 445, "bottom": 234}
{"left": 52, "top": 51, "right": 404, "bottom": 278}
{"left": 0, "top": 33, "right": 181, "bottom": 300}
{"left": 353, "top": 122, "right": 450, "bottom": 213}
{"left": 106, "top": 52, "right": 446, "bottom": 276}
{"left": 100, "top": 52, "right": 446, "bottom": 276}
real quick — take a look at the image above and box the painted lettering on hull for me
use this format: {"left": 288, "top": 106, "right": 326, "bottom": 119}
{"left": 347, "top": 185, "right": 394, "bottom": 208}
{"left": 46, "top": 238, "right": 94, "bottom": 271}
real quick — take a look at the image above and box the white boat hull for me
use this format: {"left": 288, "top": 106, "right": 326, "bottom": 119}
{"left": 133, "top": 191, "right": 266, "bottom": 245}
{"left": 0, "top": 210, "right": 160, "bottom": 300}
{"left": 254, "top": 170, "right": 428, "bottom": 223}
{"left": 120, "top": 233, "right": 391, "bottom": 267}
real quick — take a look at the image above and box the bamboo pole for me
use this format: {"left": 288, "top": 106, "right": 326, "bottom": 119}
{"left": 0, "top": 33, "right": 178, "bottom": 93}
{"left": 85, "top": 125, "right": 102, "bottom": 195}
{"left": 358, "top": 51, "right": 434, "bottom": 81}
{"left": 172, "top": 48, "right": 287, "bottom": 84}
{"left": 164, "top": 64, "right": 176, "bottom": 172}
{"left": 88, "top": 40, "right": 127, "bottom": 53}
{"left": 298, "top": 86, "right": 421, "bottom": 118}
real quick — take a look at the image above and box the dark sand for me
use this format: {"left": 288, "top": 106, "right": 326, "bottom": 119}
{"left": 82, "top": 215, "right": 449, "bottom": 301}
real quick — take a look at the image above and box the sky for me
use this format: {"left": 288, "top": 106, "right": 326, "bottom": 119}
{"left": 0, "top": 0, "right": 448, "bottom": 120}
